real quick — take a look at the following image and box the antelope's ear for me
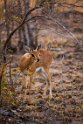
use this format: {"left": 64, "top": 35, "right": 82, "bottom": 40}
{"left": 31, "top": 53, "right": 35, "bottom": 58}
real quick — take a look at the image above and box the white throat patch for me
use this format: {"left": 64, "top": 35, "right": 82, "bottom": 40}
{"left": 35, "top": 67, "right": 48, "bottom": 79}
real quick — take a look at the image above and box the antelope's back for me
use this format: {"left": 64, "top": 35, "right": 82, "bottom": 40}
{"left": 39, "top": 48, "right": 53, "bottom": 67}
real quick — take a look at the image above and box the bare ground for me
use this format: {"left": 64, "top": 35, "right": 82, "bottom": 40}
{"left": 0, "top": 37, "right": 83, "bottom": 124}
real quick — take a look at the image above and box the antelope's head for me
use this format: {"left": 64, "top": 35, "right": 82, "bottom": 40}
{"left": 19, "top": 49, "right": 40, "bottom": 72}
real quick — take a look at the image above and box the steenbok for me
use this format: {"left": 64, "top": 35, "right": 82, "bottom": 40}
{"left": 19, "top": 48, "right": 53, "bottom": 99}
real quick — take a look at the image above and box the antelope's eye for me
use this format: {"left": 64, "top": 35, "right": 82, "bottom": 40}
{"left": 31, "top": 53, "right": 35, "bottom": 58}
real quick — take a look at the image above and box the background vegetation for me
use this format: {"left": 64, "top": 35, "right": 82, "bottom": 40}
{"left": 0, "top": 0, "right": 83, "bottom": 124}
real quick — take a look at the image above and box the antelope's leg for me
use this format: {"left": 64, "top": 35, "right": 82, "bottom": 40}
{"left": 22, "top": 75, "right": 31, "bottom": 100}
{"left": 43, "top": 69, "right": 50, "bottom": 97}
{"left": 21, "top": 75, "right": 28, "bottom": 100}
{"left": 43, "top": 81, "right": 49, "bottom": 96}
{"left": 49, "top": 81, "right": 53, "bottom": 98}
{"left": 23, "top": 75, "right": 32, "bottom": 100}
{"left": 48, "top": 73, "right": 53, "bottom": 98}
{"left": 28, "top": 75, "right": 33, "bottom": 93}
{"left": 24, "top": 87, "right": 27, "bottom": 100}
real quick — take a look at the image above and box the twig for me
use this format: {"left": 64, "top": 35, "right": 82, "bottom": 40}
{"left": 42, "top": 11, "right": 79, "bottom": 43}
{"left": 9, "top": 55, "right": 14, "bottom": 89}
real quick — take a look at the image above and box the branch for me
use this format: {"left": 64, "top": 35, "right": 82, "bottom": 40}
{"left": 3, "top": 6, "right": 41, "bottom": 51}
{"left": 62, "top": 2, "right": 83, "bottom": 8}
{"left": 25, "top": 15, "right": 45, "bottom": 22}
{"left": 42, "top": 11, "right": 79, "bottom": 42}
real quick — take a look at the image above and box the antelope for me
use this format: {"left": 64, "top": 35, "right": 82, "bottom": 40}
{"left": 19, "top": 48, "right": 53, "bottom": 99}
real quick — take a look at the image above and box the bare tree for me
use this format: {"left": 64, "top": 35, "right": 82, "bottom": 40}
{"left": 3, "top": 6, "right": 41, "bottom": 55}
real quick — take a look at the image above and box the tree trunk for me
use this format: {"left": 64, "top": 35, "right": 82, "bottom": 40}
{"left": 23, "top": 0, "right": 39, "bottom": 50}
{"left": 18, "top": 28, "right": 23, "bottom": 51}
{"left": 23, "top": 0, "right": 34, "bottom": 49}
{"left": 4, "top": 0, "right": 10, "bottom": 48}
